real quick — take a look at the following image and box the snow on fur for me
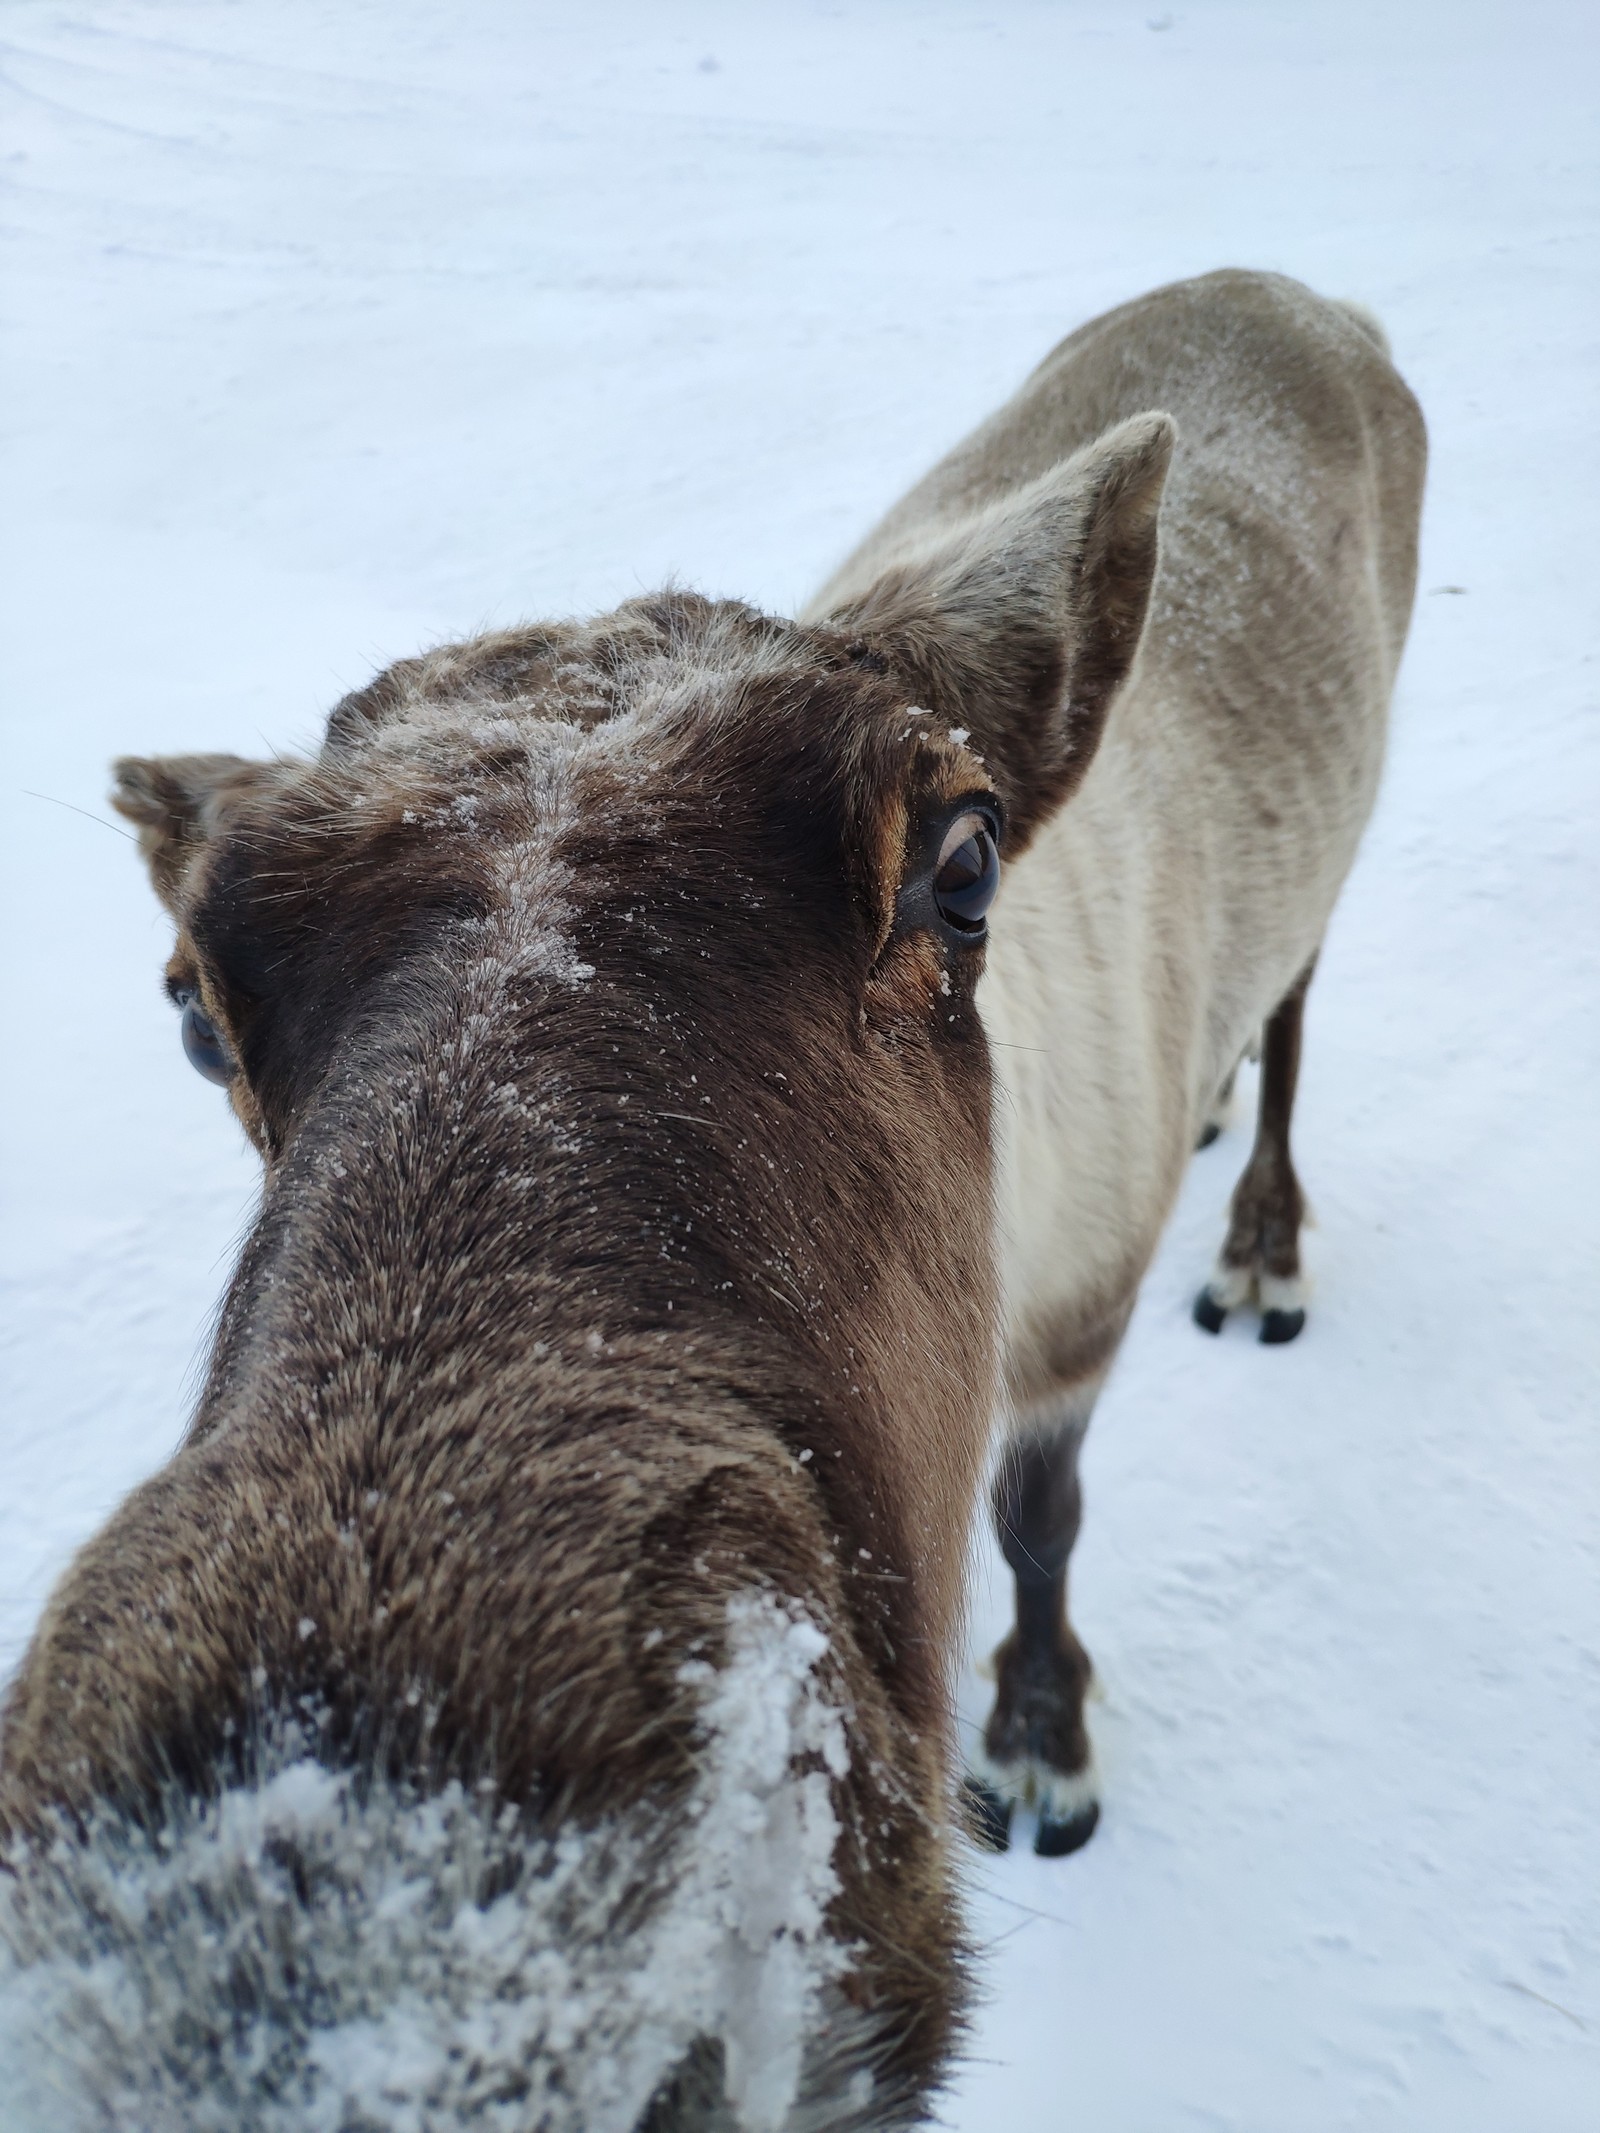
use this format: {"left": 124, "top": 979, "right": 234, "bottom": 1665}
{"left": 0, "top": 1593, "right": 852, "bottom": 2133}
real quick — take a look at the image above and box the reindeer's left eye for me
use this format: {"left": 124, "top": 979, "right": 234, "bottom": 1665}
{"left": 932, "top": 813, "right": 1000, "bottom": 936}
{"left": 174, "top": 988, "right": 235, "bottom": 1086}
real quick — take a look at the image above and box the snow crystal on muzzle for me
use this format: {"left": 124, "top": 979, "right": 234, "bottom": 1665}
{"left": 0, "top": 1594, "right": 852, "bottom": 2133}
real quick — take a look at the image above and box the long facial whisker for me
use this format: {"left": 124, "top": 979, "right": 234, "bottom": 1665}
{"left": 23, "top": 789, "right": 137, "bottom": 842}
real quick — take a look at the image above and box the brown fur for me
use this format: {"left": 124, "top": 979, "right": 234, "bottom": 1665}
{"left": 2, "top": 599, "right": 1020, "bottom": 2115}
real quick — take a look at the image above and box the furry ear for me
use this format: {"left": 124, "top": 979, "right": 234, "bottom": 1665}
{"left": 110, "top": 753, "right": 274, "bottom": 914}
{"left": 815, "top": 411, "right": 1176, "bottom": 849}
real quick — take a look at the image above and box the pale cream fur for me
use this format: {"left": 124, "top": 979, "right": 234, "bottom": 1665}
{"left": 808, "top": 269, "right": 1425, "bottom": 1407}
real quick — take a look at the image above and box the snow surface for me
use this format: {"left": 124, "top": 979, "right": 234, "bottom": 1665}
{"left": 1, "top": 3, "right": 1596, "bottom": 2126}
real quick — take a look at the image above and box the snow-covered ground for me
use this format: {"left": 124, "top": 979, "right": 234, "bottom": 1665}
{"left": 1, "top": 3, "right": 1595, "bottom": 2126}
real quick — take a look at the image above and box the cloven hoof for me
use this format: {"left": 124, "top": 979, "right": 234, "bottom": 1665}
{"left": 1035, "top": 1799, "right": 1100, "bottom": 1858}
{"left": 1192, "top": 1285, "right": 1228, "bottom": 1334}
{"left": 1259, "top": 1306, "right": 1307, "bottom": 1345}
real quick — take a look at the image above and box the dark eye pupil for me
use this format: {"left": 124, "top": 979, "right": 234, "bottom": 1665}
{"left": 933, "top": 826, "right": 999, "bottom": 932}
{"left": 180, "top": 998, "right": 235, "bottom": 1086}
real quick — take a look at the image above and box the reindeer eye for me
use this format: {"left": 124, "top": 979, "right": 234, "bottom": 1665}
{"left": 932, "top": 813, "right": 1000, "bottom": 936}
{"left": 175, "top": 988, "right": 235, "bottom": 1086}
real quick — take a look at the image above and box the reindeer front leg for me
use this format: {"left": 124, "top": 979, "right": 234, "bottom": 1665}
{"left": 964, "top": 1387, "right": 1104, "bottom": 1858}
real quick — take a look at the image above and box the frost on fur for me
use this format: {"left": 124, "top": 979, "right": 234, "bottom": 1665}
{"left": 0, "top": 1594, "right": 853, "bottom": 2133}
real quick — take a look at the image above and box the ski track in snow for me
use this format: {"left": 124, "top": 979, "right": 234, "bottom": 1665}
{"left": 1, "top": 3, "right": 1596, "bottom": 2126}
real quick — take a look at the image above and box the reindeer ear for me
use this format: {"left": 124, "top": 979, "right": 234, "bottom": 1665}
{"left": 819, "top": 411, "right": 1176, "bottom": 849}
{"left": 110, "top": 753, "right": 273, "bottom": 914}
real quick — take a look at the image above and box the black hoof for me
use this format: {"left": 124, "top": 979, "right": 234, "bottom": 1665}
{"left": 1035, "top": 1798, "right": 1100, "bottom": 1858}
{"left": 1196, "top": 1120, "right": 1221, "bottom": 1150}
{"left": 960, "top": 1776, "right": 1013, "bottom": 1852}
{"left": 1192, "top": 1286, "right": 1228, "bottom": 1334}
{"left": 1259, "top": 1307, "right": 1306, "bottom": 1345}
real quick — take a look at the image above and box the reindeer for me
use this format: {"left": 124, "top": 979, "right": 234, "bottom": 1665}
{"left": 0, "top": 269, "right": 1423, "bottom": 2130}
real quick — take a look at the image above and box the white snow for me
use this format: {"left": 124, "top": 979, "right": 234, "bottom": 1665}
{"left": 1, "top": 3, "right": 1595, "bottom": 2128}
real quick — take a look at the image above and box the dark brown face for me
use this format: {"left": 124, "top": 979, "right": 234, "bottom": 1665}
{"left": 152, "top": 607, "right": 1004, "bottom": 1196}
{"left": 56, "top": 597, "right": 1005, "bottom": 1816}
{"left": 127, "top": 603, "right": 1005, "bottom": 1325}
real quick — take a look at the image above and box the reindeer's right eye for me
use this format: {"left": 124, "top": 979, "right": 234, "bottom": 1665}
{"left": 931, "top": 810, "right": 1000, "bottom": 937}
{"left": 174, "top": 988, "right": 235, "bottom": 1086}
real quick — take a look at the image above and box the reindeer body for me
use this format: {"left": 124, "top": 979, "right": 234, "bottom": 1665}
{"left": 812, "top": 271, "right": 1423, "bottom": 1847}
{"left": 814, "top": 269, "right": 1423, "bottom": 1392}
{"left": 0, "top": 272, "right": 1423, "bottom": 2123}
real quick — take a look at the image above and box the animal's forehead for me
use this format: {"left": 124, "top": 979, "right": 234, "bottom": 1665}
{"left": 313, "top": 633, "right": 934, "bottom": 823}
{"left": 213, "top": 611, "right": 988, "bottom": 908}
{"left": 326, "top": 624, "right": 815, "bottom": 794}
{"left": 329, "top": 602, "right": 823, "bottom": 755}
{"left": 304, "top": 706, "right": 715, "bottom": 866}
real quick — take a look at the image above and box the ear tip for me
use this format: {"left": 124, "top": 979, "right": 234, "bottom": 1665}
{"left": 108, "top": 755, "right": 166, "bottom": 822}
{"left": 1121, "top": 408, "right": 1179, "bottom": 461}
{"left": 1089, "top": 412, "right": 1176, "bottom": 517}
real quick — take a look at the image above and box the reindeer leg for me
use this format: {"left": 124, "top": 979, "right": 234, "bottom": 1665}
{"left": 1194, "top": 955, "right": 1316, "bottom": 1343}
{"left": 964, "top": 1388, "right": 1101, "bottom": 1858}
